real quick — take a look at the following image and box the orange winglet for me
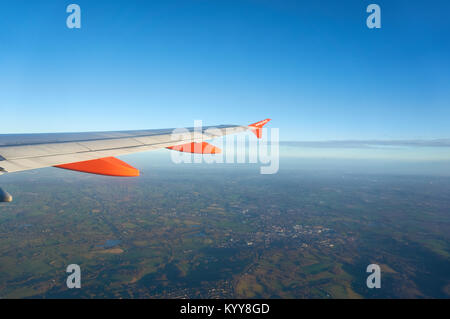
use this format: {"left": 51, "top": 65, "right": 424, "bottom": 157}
{"left": 54, "top": 157, "right": 140, "bottom": 177}
{"left": 249, "top": 118, "right": 271, "bottom": 139}
{"left": 166, "top": 142, "right": 221, "bottom": 154}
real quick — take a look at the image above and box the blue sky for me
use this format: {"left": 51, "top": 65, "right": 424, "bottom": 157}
{"left": 1, "top": 0, "right": 449, "bottom": 140}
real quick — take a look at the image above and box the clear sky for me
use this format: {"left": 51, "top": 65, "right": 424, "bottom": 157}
{"left": 1, "top": 0, "right": 449, "bottom": 140}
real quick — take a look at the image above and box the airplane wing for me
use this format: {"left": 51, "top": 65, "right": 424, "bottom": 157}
{"left": 0, "top": 119, "right": 271, "bottom": 202}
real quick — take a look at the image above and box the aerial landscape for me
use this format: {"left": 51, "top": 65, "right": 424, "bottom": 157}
{"left": 1, "top": 151, "right": 449, "bottom": 298}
